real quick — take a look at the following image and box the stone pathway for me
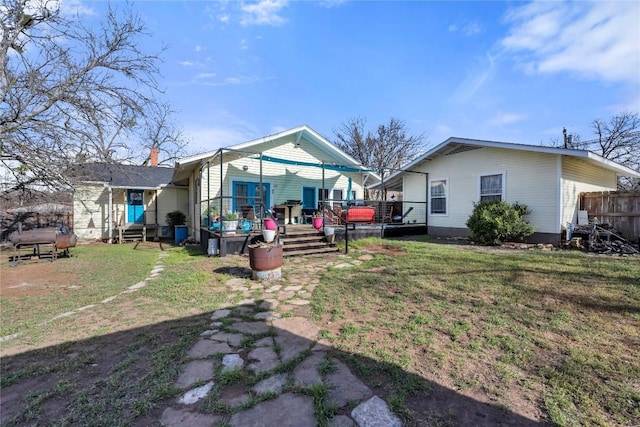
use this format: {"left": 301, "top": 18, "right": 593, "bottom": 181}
{"left": 161, "top": 253, "right": 401, "bottom": 427}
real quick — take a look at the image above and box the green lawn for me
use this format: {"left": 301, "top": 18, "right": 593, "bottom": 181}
{"left": 312, "top": 237, "right": 640, "bottom": 426}
{"left": 1, "top": 239, "right": 638, "bottom": 426}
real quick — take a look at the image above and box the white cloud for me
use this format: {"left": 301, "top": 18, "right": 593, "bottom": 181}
{"left": 448, "top": 22, "right": 482, "bottom": 36}
{"left": 195, "top": 73, "right": 217, "bottom": 79}
{"left": 488, "top": 112, "right": 527, "bottom": 126}
{"left": 462, "top": 22, "right": 482, "bottom": 36}
{"left": 240, "top": 0, "right": 288, "bottom": 27}
{"left": 178, "top": 61, "right": 197, "bottom": 67}
{"left": 195, "top": 45, "right": 204, "bottom": 52}
{"left": 501, "top": 1, "right": 640, "bottom": 83}
{"left": 181, "top": 112, "right": 261, "bottom": 154}
{"left": 451, "top": 52, "right": 497, "bottom": 103}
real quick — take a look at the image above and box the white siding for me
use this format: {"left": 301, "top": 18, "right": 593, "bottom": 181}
{"left": 73, "top": 184, "right": 187, "bottom": 241}
{"left": 199, "top": 138, "right": 364, "bottom": 214}
{"left": 561, "top": 157, "right": 617, "bottom": 227}
{"left": 73, "top": 184, "right": 109, "bottom": 240}
{"left": 407, "top": 147, "right": 560, "bottom": 234}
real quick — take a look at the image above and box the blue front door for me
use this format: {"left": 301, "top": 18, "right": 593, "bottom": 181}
{"left": 233, "top": 182, "right": 270, "bottom": 215}
{"left": 302, "top": 186, "right": 315, "bottom": 210}
{"left": 127, "top": 189, "right": 144, "bottom": 224}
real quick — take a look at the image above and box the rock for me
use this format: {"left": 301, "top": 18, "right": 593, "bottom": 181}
{"left": 351, "top": 395, "right": 402, "bottom": 427}
{"left": 211, "top": 309, "right": 231, "bottom": 320}
{"left": 222, "top": 354, "right": 244, "bottom": 372}
{"left": 247, "top": 346, "right": 280, "bottom": 374}
{"left": 175, "top": 360, "right": 215, "bottom": 389}
{"left": 210, "top": 332, "right": 244, "bottom": 347}
{"left": 177, "top": 381, "right": 214, "bottom": 405}
{"left": 293, "top": 351, "right": 325, "bottom": 386}
{"left": 326, "top": 357, "right": 372, "bottom": 408}
{"left": 329, "top": 415, "right": 356, "bottom": 427}
{"left": 160, "top": 407, "right": 221, "bottom": 426}
{"left": 187, "top": 340, "right": 233, "bottom": 358}
{"left": 229, "top": 393, "right": 315, "bottom": 427}
{"left": 251, "top": 373, "right": 287, "bottom": 394}
{"left": 229, "top": 321, "right": 271, "bottom": 335}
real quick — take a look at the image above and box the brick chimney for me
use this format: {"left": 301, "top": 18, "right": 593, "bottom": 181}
{"left": 149, "top": 147, "right": 159, "bottom": 167}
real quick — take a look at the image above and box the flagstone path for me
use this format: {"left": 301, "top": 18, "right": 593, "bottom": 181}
{"left": 160, "top": 253, "right": 403, "bottom": 427}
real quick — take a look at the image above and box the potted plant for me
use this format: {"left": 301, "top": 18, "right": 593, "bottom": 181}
{"left": 209, "top": 208, "right": 220, "bottom": 230}
{"left": 311, "top": 211, "right": 324, "bottom": 232}
{"left": 221, "top": 211, "right": 239, "bottom": 234}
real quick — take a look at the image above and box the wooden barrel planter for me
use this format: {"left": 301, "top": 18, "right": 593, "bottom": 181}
{"left": 248, "top": 244, "right": 283, "bottom": 280}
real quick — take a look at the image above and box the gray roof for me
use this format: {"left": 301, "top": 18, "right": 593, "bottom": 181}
{"left": 75, "top": 163, "right": 175, "bottom": 188}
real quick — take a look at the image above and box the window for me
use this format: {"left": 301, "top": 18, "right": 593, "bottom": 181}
{"left": 480, "top": 173, "right": 503, "bottom": 202}
{"left": 430, "top": 179, "right": 447, "bottom": 215}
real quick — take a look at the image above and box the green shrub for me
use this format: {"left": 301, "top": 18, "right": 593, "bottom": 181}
{"left": 165, "top": 210, "right": 186, "bottom": 228}
{"left": 466, "top": 201, "right": 535, "bottom": 245}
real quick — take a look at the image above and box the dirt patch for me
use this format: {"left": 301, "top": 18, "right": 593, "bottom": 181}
{"left": 360, "top": 242, "right": 406, "bottom": 256}
{"left": 1, "top": 258, "right": 78, "bottom": 298}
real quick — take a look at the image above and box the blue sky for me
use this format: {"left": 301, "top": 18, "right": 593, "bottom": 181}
{"left": 87, "top": 0, "right": 639, "bottom": 155}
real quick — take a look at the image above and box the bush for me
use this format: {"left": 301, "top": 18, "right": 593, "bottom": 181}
{"left": 165, "top": 210, "right": 186, "bottom": 228}
{"left": 466, "top": 201, "right": 535, "bottom": 245}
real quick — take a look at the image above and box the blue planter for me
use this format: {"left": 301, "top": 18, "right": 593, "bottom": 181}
{"left": 174, "top": 225, "right": 188, "bottom": 244}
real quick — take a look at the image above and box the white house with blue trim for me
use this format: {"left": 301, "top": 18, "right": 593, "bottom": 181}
{"left": 172, "top": 125, "right": 379, "bottom": 239}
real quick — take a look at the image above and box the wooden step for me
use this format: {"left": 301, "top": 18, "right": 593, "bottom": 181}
{"left": 283, "top": 246, "right": 340, "bottom": 257}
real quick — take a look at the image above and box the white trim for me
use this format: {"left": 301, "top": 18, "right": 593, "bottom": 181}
{"left": 376, "top": 136, "right": 640, "bottom": 190}
{"left": 428, "top": 177, "right": 449, "bottom": 216}
{"left": 125, "top": 189, "right": 145, "bottom": 224}
{"left": 478, "top": 171, "right": 505, "bottom": 201}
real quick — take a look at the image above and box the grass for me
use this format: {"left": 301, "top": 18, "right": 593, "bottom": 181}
{"left": 1, "top": 238, "right": 639, "bottom": 426}
{"left": 312, "top": 237, "right": 640, "bottom": 426}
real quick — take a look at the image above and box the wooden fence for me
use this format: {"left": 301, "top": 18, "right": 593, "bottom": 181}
{"left": 580, "top": 191, "right": 640, "bottom": 241}
{"left": 1, "top": 211, "right": 73, "bottom": 242}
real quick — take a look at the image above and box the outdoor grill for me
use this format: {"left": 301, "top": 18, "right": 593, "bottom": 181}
{"left": 9, "top": 228, "right": 77, "bottom": 265}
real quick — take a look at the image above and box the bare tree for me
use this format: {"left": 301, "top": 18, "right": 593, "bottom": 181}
{"left": 558, "top": 111, "right": 640, "bottom": 190}
{"left": 0, "top": 0, "right": 185, "bottom": 202}
{"left": 333, "top": 117, "right": 426, "bottom": 198}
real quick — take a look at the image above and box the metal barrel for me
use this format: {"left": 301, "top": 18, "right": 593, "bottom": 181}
{"left": 9, "top": 228, "right": 58, "bottom": 246}
{"left": 55, "top": 233, "right": 77, "bottom": 249}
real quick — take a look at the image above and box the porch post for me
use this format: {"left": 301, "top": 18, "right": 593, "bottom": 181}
{"left": 219, "top": 149, "right": 224, "bottom": 216}
{"left": 107, "top": 185, "right": 113, "bottom": 244}
{"left": 260, "top": 153, "right": 264, "bottom": 219}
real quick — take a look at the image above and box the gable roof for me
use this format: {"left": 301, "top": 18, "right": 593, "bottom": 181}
{"left": 75, "top": 163, "right": 175, "bottom": 189}
{"left": 173, "top": 124, "right": 380, "bottom": 184}
{"left": 376, "top": 137, "right": 640, "bottom": 190}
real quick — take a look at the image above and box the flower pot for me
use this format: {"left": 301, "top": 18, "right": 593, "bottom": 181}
{"left": 324, "top": 227, "right": 335, "bottom": 236}
{"left": 241, "top": 220, "right": 252, "bottom": 234}
{"left": 262, "top": 229, "right": 276, "bottom": 243}
{"left": 264, "top": 218, "right": 277, "bottom": 230}
{"left": 312, "top": 217, "right": 323, "bottom": 231}
{"left": 249, "top": 244, "right": 283, "bottom": 271}
{"left": 221, "top": 220, "right": 238, "bottom": 234}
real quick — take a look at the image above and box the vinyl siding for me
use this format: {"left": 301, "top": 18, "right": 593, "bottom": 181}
{"left": 561, "top": 156, "right": 617, "bottom": 227}
{"left": 406, "top": 147, "right": 560, "bottom": 233}
{"left": 74, "top": 184, "right": 108, "bottom": 240}
{"left": 199, "top": 138, "right": 364, "bottom": 215}
{"left": 74, "top": 184, "right": 187, "bottom": 240}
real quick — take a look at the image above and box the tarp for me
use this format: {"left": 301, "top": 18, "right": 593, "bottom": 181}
{"left": 252, "top": 155, "right": 371, "bottom": 173}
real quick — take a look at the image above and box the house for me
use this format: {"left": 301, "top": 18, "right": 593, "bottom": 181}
{"left": 376, "top": 137, "right": 640, "bottom": 244}
{"left": 73, "top": 150, "right": 188, "bottom": 241}
{"left": 171, "top": 125, "right": 378, "bottom": 241}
